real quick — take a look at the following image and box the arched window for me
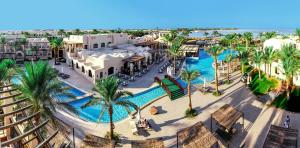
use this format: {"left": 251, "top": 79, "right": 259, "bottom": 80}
{"left": 88, "top": 70, "right": 92, "bottom": 77}
{"left": 76, "top": 63, "right": 79, "bottom": 69}
{"left": 82, "top": 66, "right": 85, "bottom": 73}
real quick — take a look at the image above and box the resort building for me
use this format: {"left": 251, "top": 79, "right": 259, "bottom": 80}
{"left": 262, "top": 37, "right": 300, "bottom": 86}
{"left": 64, "top": 33, "right": 163, "bottom": 83}
{"left": 25, "top": 38, "right": 52, "bottom": 60}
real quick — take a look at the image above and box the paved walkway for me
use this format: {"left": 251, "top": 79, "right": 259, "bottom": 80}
{"left": 55, "top": 71, "right": 267, "bottom": 147}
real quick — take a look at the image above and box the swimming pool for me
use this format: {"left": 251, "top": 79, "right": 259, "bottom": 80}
{"left": 177, "top": 49, "right": 236, "bottom": 86}
{"left": 68, "top": 86, "right": 166, "bottom": 123}
{"left": 54, "top": 83, "right": 85, "bottom": 102}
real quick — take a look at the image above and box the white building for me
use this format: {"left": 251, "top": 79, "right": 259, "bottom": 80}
{"left": 64, "top": 33, "right": 156, "bottom": 83}
{"left": 262, "top": 37, "right": 300, "bottom": 86}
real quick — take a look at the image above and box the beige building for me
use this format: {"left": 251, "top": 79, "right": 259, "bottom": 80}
{"left": 262, "top": 37, "right": 300, "bottom": 86}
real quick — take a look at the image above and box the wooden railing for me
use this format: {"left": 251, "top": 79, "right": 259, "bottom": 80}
{"left": 165, "top": 75, "right": 184, "bottom": 93}
{"left": 154, "top": 77, "right": 172, "bottom": 98}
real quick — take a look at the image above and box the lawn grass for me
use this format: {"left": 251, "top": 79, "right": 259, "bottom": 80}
{"left": 249, "top": 71, "right": 279, "bottom": 95}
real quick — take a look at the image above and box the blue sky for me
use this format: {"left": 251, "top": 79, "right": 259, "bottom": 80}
{"left": 0, "top": 0, "right": 299, "bottom": 30}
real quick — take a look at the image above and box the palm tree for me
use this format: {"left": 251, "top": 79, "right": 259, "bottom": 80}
{"left": 91, "top": 29, "right": 99, "bottom": 34}
{"left": 49, "top": 37, "right": 64, "bottom": 64}
{"left": 0, "top": 36, "right": 6, "bottom": 52}
{"left": 181, "top": 70, "right": 199, "bottom": 112}
{"left": 162, "top": 30, "right": 178, "bottom": 47}
{"left": 182, "top": 29, "right": 191, "bottom": 37}
{"left": 12, "top": 41, "right": 20, "bottom": 53}
{"left": 212, "top": 31, "right": 220, "bottom": 37}
{"left": 296, "top": 28, "right": 300, "bottom": 41}
{"left": 16, "top": 61, "right": 76, "bottom": 124}
{"left": 243, "top": 32, "right": 253, "bottom": 50}
{"left": 224, "top": 54, "right": 233, "bottom": 83}
{"left": 251, "top": 50, "right": 264, "bottom": 79}
{"left": 57, "top": 29, "right": 66, "bottom": 37}
{"left": 206, "top": 45, "right": 224, "bottom": 95}
{"left": 81, "top": 76, "right": 138, "bottom": 140}
{"left": 236, "top": 44, "right": 249, "bottom": 74}
{"left": 263, "top": 46, "right": 278, "bottom": 78}
{"left": 279, "top": 44, "right": 300, "bottom": 99}
{"left": 0, "top": 59, "right": 16, "bottom": 86}
{"left": 167, "top": 37, "right": 184, "bottom": 74}
{"left": 73, "top": 29, "right": 82, "bottom": 35}
{"left": 19, "top": 37, "right": 27, "bottom": 51}
{"left": 264, "top": 31, "right": 277, "bottom": 40}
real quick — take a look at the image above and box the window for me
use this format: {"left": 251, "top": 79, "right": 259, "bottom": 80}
{"left": 88, "top": 70, "right": 92, "bottom": 78}
{"left": 82, "top": 66, "right": 85, "bottom": 73}
{"left": 275, "top": 67, "right": 279, "bottom": 74}
{"left": 101, "top": 43, "right": 105, "bottom": 47}
{"left": 84, "top": 45, "right": 88, "bottom": 49}
{"left": 93, "top": 44, "right": 98, "bottom": 49}
{"left": 76, "top": 63, "right": 79, "bottom": 69}
{"left": 100, "top": 72, "right": 103, "bottom": 78}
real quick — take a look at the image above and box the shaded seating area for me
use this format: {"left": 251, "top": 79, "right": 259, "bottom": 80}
{"left": 210, "top": 104, "right": 244, "bottom": 141}
{"left": 131, "top": 138, "right": 165, "bottom": 148}
{"left": 263, "top": 125, "right": 298, "bottom": 148}
{"left": 177, "top": 122, "right": 218, "bottom": 148}
{"left": 0, "top": 84, "right": 69, "bottom": 147}
{"left": 80, "top": 134, "right": 115, "bottom": 148}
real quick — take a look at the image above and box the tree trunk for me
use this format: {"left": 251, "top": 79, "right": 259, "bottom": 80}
{"left": 286, "top": 78, "right": 291, "bottom": 100}
{"left": 241, "top": 62, "right": 244, "bottom": 74}
{"left": 109, "top": 106, "right": 114, "bottom": 140}
{"left": 258, "top": 64, "right": 261, "bottom": 79}
{"left": 215, "top": 57, "right": 219, "bottom": 93}
{"left": 173, "top": 56, "right": 176, "bottom": 75}
{"left": 227, "top": 62, "right": 230, "bottom": 82}
{"left": 269, "top": 63, "right": 272, "bottom": 77}
{"left": 188, "top": 82, "right": 192, "bottom": 110}
{"left": 264, "top": 62, "right": 267, "bottom": 77}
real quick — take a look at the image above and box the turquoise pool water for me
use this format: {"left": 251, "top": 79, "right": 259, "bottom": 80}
{"left": 68, "top": 86, "right": 166, "bottom": 123}
{"left": 177, "top": 49, "right": 236, "bottom": 86}
{"left": 54, "top": 83, "right": 85, "bottom": 102}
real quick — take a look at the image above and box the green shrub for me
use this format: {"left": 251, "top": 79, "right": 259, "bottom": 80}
{"left": 185, "top": 108, "right": 197, "bottom": 118}
{"left": 104, "top": 131, "right": 120, "bottom": 142}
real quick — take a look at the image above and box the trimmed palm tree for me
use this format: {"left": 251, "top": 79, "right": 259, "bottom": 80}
{"left": 251, "top": 50, "right": 264, "bottom": 79}
{"left": 279, "top": 44, "right": 300, "bottom": 99}
{"left": 16, "top": 61, "right": 76, "bottom": 124}
{"left": 181, "top": 70, "right": 199, "bottom": 116}
{"left": 224, "top": 54, "right": 233, "bottom": 83}
{"left": 49, "top": 37, "right": 64, "bottom": 64}
{"left": 263, "top": 46, "right": 278, "bottom": 78}
{"left": 0, "top": 36, "right": 6, "bottom": 52}
{"left": 206, "top": 45, "right": 224, "bottom": 95}
{"left": 81, "top": 76, "right": 138, "bottom": 140}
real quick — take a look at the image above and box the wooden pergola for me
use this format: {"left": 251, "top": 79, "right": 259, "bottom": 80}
{"left": 123, "top": 55, "right": 145, "bottom": 63}
{"left": 131, "top": 138, "right": 165, "bottom": 148}
{"left": 263, "top": 125, "right": 298, "bottom": 148}
{"left": 177, "top": 121, "right": 218, "bottom": 148}
{"left": 0, "top": 84, "right": 64, "bottom": 147}
{"left": 211, "top": 104, "right": 244, "bottom": 132}
{"left": 80, "top": 134, "right": 115, "bottom": 148}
